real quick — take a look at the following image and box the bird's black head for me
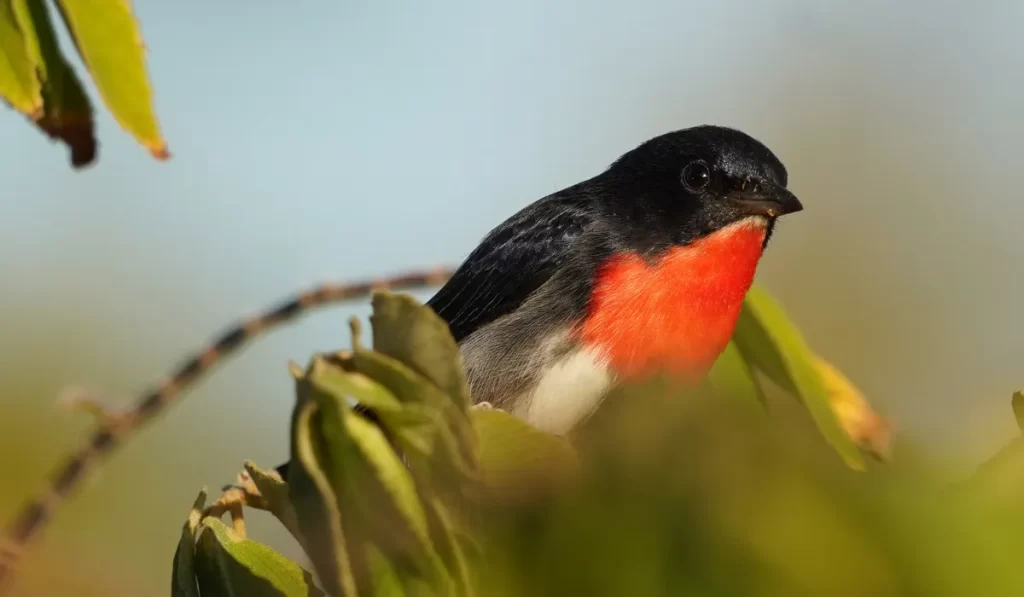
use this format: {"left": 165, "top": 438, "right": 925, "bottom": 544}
{"left": 598, "top": 125, "right": 803, "bottom": 252}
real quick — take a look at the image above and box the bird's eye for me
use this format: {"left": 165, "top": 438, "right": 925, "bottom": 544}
{"left": 681, "top": 161, "right": 711, "bottom": 191}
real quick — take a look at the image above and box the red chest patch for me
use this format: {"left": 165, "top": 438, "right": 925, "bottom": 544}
{"left": 578, "top": 219, "right": 767, "bottom": 382}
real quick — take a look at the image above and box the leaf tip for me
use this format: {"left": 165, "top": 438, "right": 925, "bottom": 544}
{"left": 186, "top": 489, "right": 208, "bottom": 533}
{"left": 349, "top": 316, "right": 364, "bottom": 350}
{"left": 844, "top": 453, "right": 867, "bottom": 472}
{"left": 149, "top": 143, "right": 170, "bottom": 161}
{"left": 69, "top": 138, "right": 98, "bottom": 168}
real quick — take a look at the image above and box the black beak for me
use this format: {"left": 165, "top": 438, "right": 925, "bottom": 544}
{"left": 728, "top": 185, "right": 803, "bottom": 219}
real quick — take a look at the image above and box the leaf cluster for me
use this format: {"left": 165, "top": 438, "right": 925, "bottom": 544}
{"left": 170, "top": 290, "right": 926, "bottom": 596}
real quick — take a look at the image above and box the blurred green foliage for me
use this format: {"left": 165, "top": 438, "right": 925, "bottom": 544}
{"left": 484, "top": 383, "right": 1024, "bottom": 597}
{"left": 171, "top": 292, "right": 1024, "bottom": 596}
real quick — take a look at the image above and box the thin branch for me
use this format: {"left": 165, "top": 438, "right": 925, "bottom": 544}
{"left": 0, "top": 267, "right": 454, "bottom": 592}
{"left": 203, "top": 485, "right": 251, "bottom": 537}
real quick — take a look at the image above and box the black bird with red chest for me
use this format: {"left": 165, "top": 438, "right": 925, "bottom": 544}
{"left": 425, "top": 124, "right": 802, "bottom": 434}
{"left": 275, "top": 124, "right": 801, "bottom": 482}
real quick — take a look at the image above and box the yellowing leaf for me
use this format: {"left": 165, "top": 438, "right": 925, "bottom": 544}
{"left": 0, "top": 0, "right": 41, "bottom": 115}
{"left": 53, "top": 0, "right": 167, "bottom": 159}
{"left": 11, "top": 0, "right": 95, "bottom": 167}
{"left": 734, "top": 286, "right": 865, "bottom": 470}
{"left": 814, "top": 355, "right": 891, "bottom": 461}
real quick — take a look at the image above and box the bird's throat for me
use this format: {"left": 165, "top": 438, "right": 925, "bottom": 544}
{"left": 579, "top": 218, "right": 768, "bottom": 382}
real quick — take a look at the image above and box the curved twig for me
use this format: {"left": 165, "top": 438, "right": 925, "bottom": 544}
{"left": 0, "top": 267, "right": 454, "bottom": 592}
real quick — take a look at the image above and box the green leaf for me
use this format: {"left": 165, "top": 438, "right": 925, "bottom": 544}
{"left": 316, "top": 361, "right": 436, "bottom": 458}
{"left": 1013, "top": 391, "right": 1024, "bottom": 434}
{"left": 52, "top": 0, "right": 168, "bottom": 159}
{"left": 423, "top": 497, "right": 476, "bottom": 597}
{"left": 365, "top": 293, "right": 478, "bottom": 488}
{"left": 733, "top": 286, "right": 864, "bottom": 470}
{"left": 734, "top": 293, "right": 791, "bottom": 393}
{"left": 346, "top": 349, "right": 479, "bottom": 484}
{"left": 11, "top": 0, "right": 95, "bottom": 167}
{"left": 351, "top": 346, "right": 454, "bottom": 412}
{"left": 471, "top": 407, "right": 579, "bottom": 502}
{"left": 366, "top": 544, "right": 407, "bottom": 597}
{"left": 316, "top": 361, "right": 406, "bottom": 415}
{"left": 194, "top": 517, "right": 325, "bottom": 597}
{"left": 707, "top": 339, "right": 766, "bottom": 409}
{"left": 344, "top": 412, "right": 434, "bottom": 552}
{"left": 341, "top": 346, "right": 481, "bottom": 594}
{"left": 288, "top": 398, "right": 358, "bottom": 597}
{"left": 305, "top": 358, "right": 452, "bottom": 592}
{"left": 170, "top": 489, "right": 206, "bottom": 597}
{"left": 370, "top": 292, "right": 471, "bottom": 411}
{"left": 0, "top": 0, "right": 41, "bottom": 115}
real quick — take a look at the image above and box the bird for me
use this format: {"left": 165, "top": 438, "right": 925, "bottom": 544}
{"left": 271, "top": 124, "right": 802, "bottom": 484}
{"left": 424, "top": 124, "right": 802, "bottom": 435}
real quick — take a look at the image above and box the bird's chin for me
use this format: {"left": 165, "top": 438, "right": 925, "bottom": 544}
{"left": 734, "top": 215, "right": 771, "bottom": 230}
{"left": 715, "top": 216, "right": 774, "bottom": 250}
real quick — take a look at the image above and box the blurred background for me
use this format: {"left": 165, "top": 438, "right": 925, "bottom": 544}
{"left": 2, "top": 0, "right": 1023, "bottom": 594}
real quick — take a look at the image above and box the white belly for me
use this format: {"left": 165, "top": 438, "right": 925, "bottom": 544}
{"left": 512, "top": 347, "right": 614, "bottom": 435}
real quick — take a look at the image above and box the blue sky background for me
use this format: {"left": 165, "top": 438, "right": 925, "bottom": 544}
{"left": 3, "top": 0, "right": 1024, "bottom": 594}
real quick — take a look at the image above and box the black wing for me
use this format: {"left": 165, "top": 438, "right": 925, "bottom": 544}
{"left": 427, "top": 195, "right": 592, "bottom": 342}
